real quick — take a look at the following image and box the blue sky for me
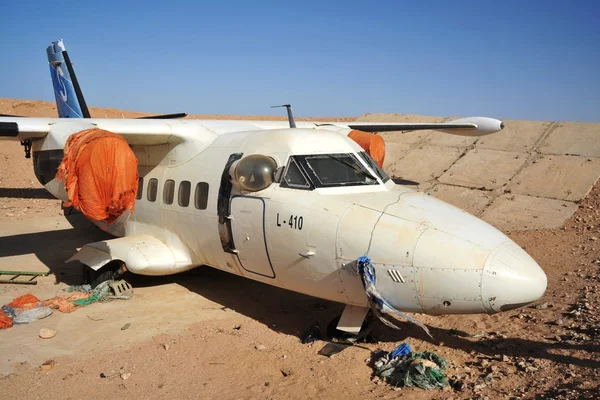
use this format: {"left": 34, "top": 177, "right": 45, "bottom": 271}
{"left": 1, "top": 1, "right": 599, "bottom": 121}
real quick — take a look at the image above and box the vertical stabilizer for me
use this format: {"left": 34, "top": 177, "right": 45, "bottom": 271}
{"left": 46, "top": 40, "right": 91, "bottom": 118}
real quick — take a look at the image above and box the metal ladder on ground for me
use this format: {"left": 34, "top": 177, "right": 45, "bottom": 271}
{"left": 0, "top": 270, "right": 49, "bottom": 285}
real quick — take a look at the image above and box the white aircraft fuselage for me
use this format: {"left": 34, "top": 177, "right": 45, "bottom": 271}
{"left": 14, "top": 117, "right": 547, "bottom": 318}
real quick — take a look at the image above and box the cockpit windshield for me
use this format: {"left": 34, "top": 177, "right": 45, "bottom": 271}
{"left": 359, "top": 151, "right": 390, "bottom": 183}
{"left": 281, "top": 153, "right": 383, "bottom": 189}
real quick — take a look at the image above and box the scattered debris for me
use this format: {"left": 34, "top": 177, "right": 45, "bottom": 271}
{"left": 162, "top": 344, "right": 170, "bottom": 351}
{"left": 120, "top": 372, "right": 132, "bottom": 380}
{"left": 318, "top": 342, "right": 351, "bottom": 358}
{"left": 300, "top": 322, "right": 322, "bottom": 344}
{"left": 280, "top": 368, "right": 292, "bottom": 377}
{"left": 370, "top": 342, "right": 448, "bottom": 390}
{"left": 0, "top": 308, "right": 14, "bottom": 329}
{"left": 39, "top": 327, "right": 57, "bottom": 339}
{"left": 121, "top": 323, "right": 131, "bottom": 331}
{"left": 448, "top": 328, "right": 470, "bottom": 337}
{"left": 233, "top": 325, "right": 241, "bottom": 330}
{"left": 40, "top": 360, "right": 55, "bottom": 371}
{"left": 254, "top": 344, "right": 267, "bottom": 351}
{"left": 0, "top": 280, "right": 133, "bottom": 330}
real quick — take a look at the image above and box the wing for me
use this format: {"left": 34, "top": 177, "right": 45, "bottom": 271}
{"left": 0, "top": 117, "right": 182, "bottom": 145}
{"left": 317, "top": 117, "right": 505, "bottom": 136}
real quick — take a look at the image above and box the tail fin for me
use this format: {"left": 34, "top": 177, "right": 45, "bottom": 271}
{"left": 47, "top": 40, "right": 91, "bottom": 118}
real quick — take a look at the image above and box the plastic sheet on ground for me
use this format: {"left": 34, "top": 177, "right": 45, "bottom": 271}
{"left": 13, "top": 306, "right": 53, "bottom": 324}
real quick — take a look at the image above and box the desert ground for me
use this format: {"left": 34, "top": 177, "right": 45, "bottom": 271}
{"left": 0, "top": 99, "right": 599, "bottom": 399}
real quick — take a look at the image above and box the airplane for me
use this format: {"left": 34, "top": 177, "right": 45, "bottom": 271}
{"left": 0, "top": 39, "right": 547, "bottom": 337}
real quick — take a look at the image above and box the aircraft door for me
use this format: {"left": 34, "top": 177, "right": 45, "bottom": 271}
{"left": 230, "top": 196, "right": 275, "bottom": 278}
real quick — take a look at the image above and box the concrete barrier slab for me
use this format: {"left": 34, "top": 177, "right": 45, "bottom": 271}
{"left": 539, "top": 122, "right": 600, "bottom": 157}
{"left": 439, "top": 149, "right": 526, "bottom": 190}
{"left": 383, "top": 142, "right": 411, "bottom": 170}
{"left": 428, "top": 184, "right": 492, "bottom": 216}
{"left": 476, "top": 120, "right": 551, "bottom": 153}
{"left": 385, "top": 145, "right": 462, "bottom": 183}
{"left": 482, "top": 194, "right": 578, "bottom": 231}
{"left": 380, "top": 130, "right": 431, "bottom": 144}
{"left": 509, "top": 155, "right": 600, "bottom": 201}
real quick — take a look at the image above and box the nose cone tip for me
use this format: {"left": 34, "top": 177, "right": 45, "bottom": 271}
{"left": 482, "top": 241, "right": 547, "bottom": 313}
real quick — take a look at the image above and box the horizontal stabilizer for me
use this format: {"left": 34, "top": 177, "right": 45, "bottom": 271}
{"left": 137, "top": 113, "right": 188, "bottom": 120}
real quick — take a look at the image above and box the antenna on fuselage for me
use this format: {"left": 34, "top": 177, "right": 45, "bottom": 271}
{"left": 271, "top": 104, "right": 296, "bottom": 128}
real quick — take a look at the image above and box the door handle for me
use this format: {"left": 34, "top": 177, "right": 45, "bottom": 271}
{"left": 299, "top": 251, "right": 315, "bottom": 258}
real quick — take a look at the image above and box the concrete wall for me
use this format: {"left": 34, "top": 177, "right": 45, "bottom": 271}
{"left": 357, "top": 114, "right": 600, "bottom": 231}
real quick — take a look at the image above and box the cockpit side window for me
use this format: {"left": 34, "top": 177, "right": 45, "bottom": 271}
{"left": 359, "top": 152, "right": 390, "bottom": 183}
{"left": 280, "top": 157, "right": 313, "bottom": 190}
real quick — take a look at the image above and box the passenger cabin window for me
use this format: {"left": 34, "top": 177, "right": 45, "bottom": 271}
{"left": 178, "top": 181, "right": 191, "bottom": 207}
{"left": 282, "top": 157, "right": 311, "bottom": 189}
{"left": 195, "top": 182, "right": 209, "bottom": 210}
{"left": 136, "top": 177, "right": 144, "bottom": 200}
{"left": 147, "top": 178, "right": 158, "bottom": 202}
{"left": 163, "top": 180, "right": 175, "bottom": 204}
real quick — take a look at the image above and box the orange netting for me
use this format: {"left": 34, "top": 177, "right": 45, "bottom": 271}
{"left": 42, "top": 292, "right": 92, "bottom": 313}
{"left": 0, "top": 311, "right": 12, "bottom": 329}
{"left": 56, "top": 128, "right": 139, "bottom": 223}
{"left": 8, "top": 293, "right": 40, "bottom": 309}
{"left": 348, "top": 130, "right": 385, "bottom": 168}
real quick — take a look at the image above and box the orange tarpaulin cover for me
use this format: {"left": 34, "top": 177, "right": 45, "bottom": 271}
{"left": 348, "top": 130, "right": 385, "bottom": 168}
{"left": 56, "top": 128, "right": 138, "bottom": 223}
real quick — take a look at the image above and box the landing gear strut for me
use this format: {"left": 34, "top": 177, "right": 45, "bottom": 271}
{"left": 328, "top": 305, "right": 375, "bottom": 344}
{"left": 20, "top": 139, "right": 32, "bottom": 158}
{"left": 84, "top": 260, "right": 127, "bottom": 288}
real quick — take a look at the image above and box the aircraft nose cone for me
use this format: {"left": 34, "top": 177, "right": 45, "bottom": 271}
{"left": 481, "top": 241, "right": 547, "bottom": 312}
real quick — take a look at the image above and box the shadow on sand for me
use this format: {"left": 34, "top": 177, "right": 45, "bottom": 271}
{"left": 129, "top": 268, "right": 600, "bottom": 370}
{"left": 0, "top": 188, "right": 56, "bottom": 199}
{"left": 0, "top": 213, "right": 111, "bottom": 284}
{"left": 3, "top": 213, "right": 597, "bottom": 371}
{"left": 392, "top": 178, "right": 420, "bottom": 186}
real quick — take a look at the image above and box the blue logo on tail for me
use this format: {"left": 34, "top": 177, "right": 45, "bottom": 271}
{"left": 47, "top": 40, "right": 85, "bottom": 118}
